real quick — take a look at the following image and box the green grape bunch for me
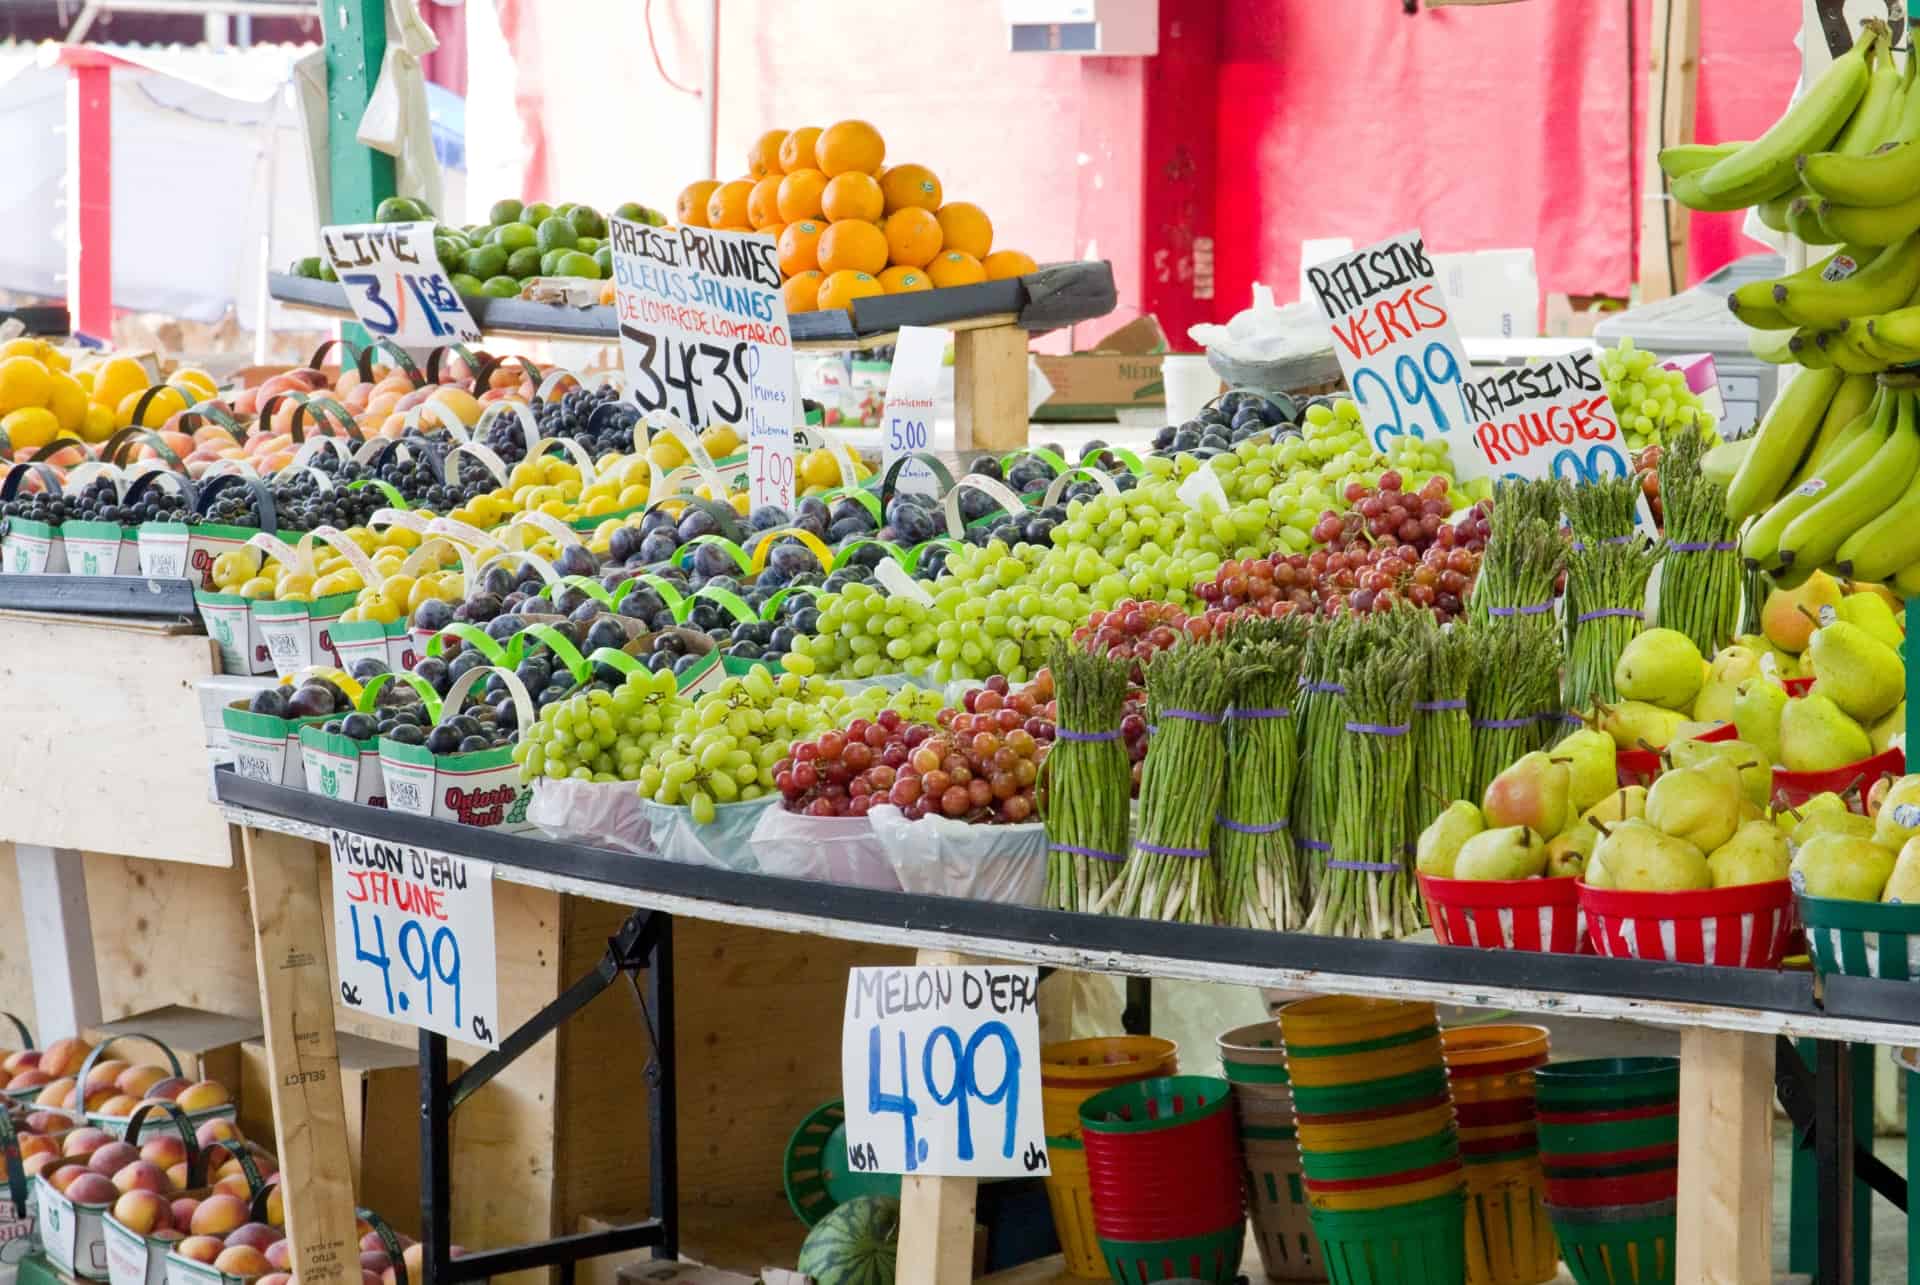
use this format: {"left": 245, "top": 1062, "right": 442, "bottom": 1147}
{"left": 1598, "top": 338, "right": 1720, "bottom": 452}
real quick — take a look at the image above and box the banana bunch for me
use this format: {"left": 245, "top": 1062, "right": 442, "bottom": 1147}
{"left": 1728, "top": 370, "right": 1920, "bottom": 587}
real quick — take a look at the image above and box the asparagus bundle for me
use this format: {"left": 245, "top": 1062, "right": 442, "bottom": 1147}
{"left": 1041, "top": 643, "right": 1134, "bottom": 913}
{"left": 1290, "top": 620, "right": 1350, "bottom": 896}
{"left": 1214, "top": 617, "right": 1310, "bottom": 931}
{"left": 1657, "top": 426, "right": 1743, "bottom": 655}
{"left": 1411, "top": 623, "right": 1474, "bottom": 833}
{"left": 1563, "top": 475, "right": 1647, "bottom": 653}
{"left": 1565, "top": 539, "right": 1663, "bottom": 711}
{"left": 1309, "top": 645, "right": 1420, "bottom": 939}
{"left": 1115, "top": 644, "right": 1230, "bottom": 923}
{"left": 1472, "top": 512, "right": 1566, "bottom": 633}
{"left": 1465, "top": 620, "right": 1563, "bottom": 805}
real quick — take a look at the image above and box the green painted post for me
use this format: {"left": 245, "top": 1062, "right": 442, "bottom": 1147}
{"left": 1790, "top": 1039, "right": 1816, "bottom": 1277}
{"left": 1908, "top": 596, "right": 1920, "bottom": 754}
{"left": 321, "top": 0, "right": 394, "bottom": 349}
{"left": 1849, "top": 1043, "right": 1873, "bottom": 1285}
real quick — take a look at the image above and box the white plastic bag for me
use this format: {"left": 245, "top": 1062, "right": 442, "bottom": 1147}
{"left": 867, "top": 805, "right": 1047, "bottom": 904}
{"left": 528, "top": 778, "right": 654, "bottom": 855}
{"left": 640, "top": 796, "right": 773, "bottom": 871}
{"left": 749, "top": 806, "right": 901, "bottom": 890}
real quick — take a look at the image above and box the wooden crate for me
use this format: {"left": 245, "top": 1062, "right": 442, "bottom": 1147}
{"left": 85, "top": 1005, "right": 260, "bottom": 1101}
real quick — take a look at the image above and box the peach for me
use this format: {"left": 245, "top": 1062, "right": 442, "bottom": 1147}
{"left": 65, "top": 1172, "right": 119, "bottom": 1206}
{"left": 171, "top": 1197, "right": 200, "bottom": 1228}
{"left": 23, "top": 1153, "right": 58, "bottom": 1180}
{"left": 27, "top": 1109, "right": 74, "bottom": 1133}
{"left": 360, "top": 1253, "right": 389, "bottom": 1274}
{"left": 166, "top": 1163, "right": 188, "bottom": 1190}
{"left": 265, "top": 1241, "right": 293, "bottom": 1271}
{"left": 88, "top": 1141, "right": 139, "bottom": 1175}
{"left": 261, "top": 1276, "right": 293, "bottom": 1285}
{"left": 141, "top": 1136, "right": 187, "bottom": 1169}
{"left": 83, "top": 1085, "right": 122, "bottom": 1111}
{"left": 196, "top": 1119, "right": 240, "bottom": 1148}
{"left": 38, "top": 1038, "right": 92, "bottom": 1078}
{"left": 112, "top": 1160, "right": 168, "bottom": 1194}
{"left": 213, "top": 1175, "right": 252, "bottom": 1199}
{"left": 145, "top": 1077, "right": 191, "bottom": 1102}
{"left": 117, "top": 1065, "right": 169, "bottom": 1098}
{"left": 83, "top": 1060, "right": 130, "bottom": 1093}
{"left": 46, "top": 1163, "right": 88, "bottom": 1192}
{"left": 6, "top": 1068, "right": 50, "bottom": 1090}
{"left": 112, "top": 1189, "right": 173, "bottom": 1235}
{"left": 265, "top": 1185, "right": 284, "bottom": 1227}
{"left": 226, "top": 1225, "right": 279, "bottom": 1252}
{"left": 214, "top": 1246, "right": 271, "bottom": 1278}
{"left": 2, "top": 1050, "right": 39, "bottom": 1073}
{"left": 175, "top": 1081, "right": 231, "bottom": 1113}
{"left": 358, "top": 1234, "right": 385, "bottom": 1254}
{"left": 62, "top": 1127, "right": 112, "bottom": 1157}
{"left": 190, "top": 1193, "right": 249, "bottom": 1237}
{"left": 175, "top": 1236, "right": 224, "bottom": 1265}
{"left": 36, "top": 1077, "right": 76, "bottom": 1107}
{"left": 18, "top": 1133, "right": 56, "bottom": 1161}
{"left": 94, "top": 1094, "right": 142, "bottom": 1117}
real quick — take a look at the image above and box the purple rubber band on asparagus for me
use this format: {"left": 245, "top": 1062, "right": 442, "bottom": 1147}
{"left": 1413, "top": 699, "right": 1467, "bottom": 712}
{"left": 1576, "top": 608, "right": 1644, "bottom": 622}
{"left": 1296, "top": 838, "right": 1332, "bottom": 852}
{"left": 1232, "top": 706, "right": 1291, "bottom": 719}
{"left": 1160, "top": 708, "right": 1222, "bottom": 724}
{"left": 1487, "top": 602, "right": 1554, "bottom": 617}
{"left": 1216, "top": 816, "right": 1290, "bottom": 835}
{"left": 1136, "top": 841, "right": 1209, "bottom": 858}
{"left": 1345, "top": 721, "right": 1411, "bottom": 735}
{"left": 1472, "top": 717, "right": 1534, "bottom": 730}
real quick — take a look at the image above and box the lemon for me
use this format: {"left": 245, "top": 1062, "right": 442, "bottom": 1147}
{"left": 117, "top": 385, "right": 186, "bottom": 429}
{"left": 79, "top": 404, "right": 113, "bottom": 442}
{"left": 171, "top": 367, "right": 217, "bottom": 401}
{"left": 238, "top": 576, "right": 277, "bottom": 600}
{"left": 0, "top": 406, "right": 59, "bottom": 450}
{"left": 0, "top": 358, "right": 51, "bottom": 414}
{"left": 91, "top": 356, "right": 148, "bottom": 410}
{"left": 45, "top": 371, "right": 87, "bottom": 434}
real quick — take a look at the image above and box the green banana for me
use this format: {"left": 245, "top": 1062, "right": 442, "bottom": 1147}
{"left": 1775, "top": 229, "right": 1920, "bottom": 325}
{"left": 1816, "top": 187, "right": 1920, "bottom": 244}
{"left": 1830, "top": 39, "right": 1906, "bottom": 153}
{"left": 1837, "top": 402, "right": 1920, "bottom": 577}
{"left": 1691, "top": 23, "right": 1882, "bottom": 207}
{"left": 1799, "top": 372, "right": 1881, "bottom": 478}
{"left": 1750, "top": 329, "right": 1798, "bottom": 364}
{"left": 1673, "top": 169, "right": 1793, "bottom": 213}
{"left": 1819, "top": 328, "right": 1885, "bottom": 373}
{"left": 1658, "top": 142, "right": 1747, "bottom": 179}
{"left": 1895, "top": 559, "right": 1920, "bottom": 596}
{"left": 1799, "top": 39, "right": 1920, "bottom": 205}
{"left": 1791, "top": 331, "right": 1835, "bottom": 368}
{"left": 1779, "top": 387, "right": 1920, "bottom": 569}
{"left": 1851, "top": 319, "right": 1920, "bottom": 364}
{"left": 1729, "top": 292, "right": 1796, "bottom": 329}
{"left": 1741, "top": 386, "right": 1894, "bottom": 566}
{"left": 1756, "top": 191, "right": 1795, "bottom": 233}
{"left": 1789, "top": 195, "right": 1843, "bottom": 244}
{"left": 1790, "top": 390, "right": 1882, "bottom": 490}
{"left": 1726, "top": 365, "right": 1845, "bottom": 521}
{"left": 1865, "top": 303, "right": 1920, "bottom": 351}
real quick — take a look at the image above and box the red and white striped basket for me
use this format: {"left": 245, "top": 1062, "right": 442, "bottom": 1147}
{"left": 1418, "top": 874, "right": 1586, "bottom": 953}
{"left": 1576, "top": 880, "right": 1795, "bottom": 968}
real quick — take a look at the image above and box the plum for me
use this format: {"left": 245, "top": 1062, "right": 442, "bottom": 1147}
{"left": 640, "top": 508, "right": 676, "bottom": 535}
{"left": 480, "top": 566, "right": 516, "bottom": 598}
{"left": 485, "top": 614, "right": 523, "bottom": 641}
{"left": 551, "top": 585, "right": 589, "bottom": 616}
{"left": 569, "top": 600, "right": 605, "bottom": 623}
{"left": 766, "top": 543, "right": 815, "bottom": 578}
{"left": 411, "top": 599, "right": 454, "bottom": 632}
{"left": 607, "top": 526, "right": 643, "bottom": 564}
{"left": 283, "top": 685, "right": 333, "bottom": 719}
{"left": 747, "top": 504, "right": 788, "bottom": 532}
{"left": 638, "top": 531, "right": 679, "bottom": 565}
{"left": 692, "top": 543, "right": 736, "bottom": 579}
{"left": 584, "top": 619, "right": 626, "bottom": 652}
{"left": 248, "top": 689, "right": 287, "bottom": 718}
{"left": 967, "top": 454, "right": 1003, "bottom": 481}
{"left": 677, "top": 509, "right": 719, "bottom": 542}
{"left": 555, "top": 544, "right": 598, "bottom": 579}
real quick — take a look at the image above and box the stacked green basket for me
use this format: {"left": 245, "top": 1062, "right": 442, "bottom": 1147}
{"left": 1536, "top": 1057, "right": 1679, "bottom": 1285}
{"left": 1217, "top": 1021, "right": 1324, "bottom": 1282}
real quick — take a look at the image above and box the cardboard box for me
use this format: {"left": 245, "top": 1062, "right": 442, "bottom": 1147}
{"left": 240, "top": 1033, "right": 450, "bottom": 1235}
{"left": 1430, "top": 249, "right": 1541, "bottom": 340}
{"left": 616, "top": 1264, "right": 757, "bottom": 1285}
{"left": 1032, "top": 315, "right": 1168, "bottom": 421}
{"left": 84, "top": 1007, "right": 261, "bottom": 1103}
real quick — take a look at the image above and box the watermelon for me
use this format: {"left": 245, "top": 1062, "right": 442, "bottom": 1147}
{"left": 796, "top": 1194, "right": 899, "bottom": 1285}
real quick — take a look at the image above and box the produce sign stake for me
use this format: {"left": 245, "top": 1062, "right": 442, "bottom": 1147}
{"left": 1565, "top": 539, "right": 1662, "bottom": 711}
{"left": 1115, "top": 644, "right": 1229, "bottom": 923}
{"left": 1657, "top": 425, "right": 1743, "bottom": 655}
{"left": 1214, "top": 616, "right": 1309, "bottom": 931}
{"left": 1042, "top": 643, "right": 1133, "bottom": 913}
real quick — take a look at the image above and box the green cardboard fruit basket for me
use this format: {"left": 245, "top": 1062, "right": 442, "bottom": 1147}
{"left": 1306, "top": 1189, "right": 1467, "bottom": 1285}
{"left": 1798, "top": 892, "right": 1920, "bottom": 979}
{"left": 1545, "top": 1198, "right": 1675, "bottom": 1285}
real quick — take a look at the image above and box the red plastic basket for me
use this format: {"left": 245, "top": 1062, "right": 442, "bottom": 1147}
{"left": 1771, "top": 746, "right": 1905, "bottom": 812}
{"left": 1419, "top": 873, "right": 1585, "bottom": 953}
{"left": 1577, "top": 879, "right": 1795, "bottom": 968}
{"left": 1613, "top": 721, "right": 1735, "bottom": 788}
{"left": 1544, "top": 1169, "right": 1678, "bottom": 1207}
{"left": 1782, "top": 676, "right": 1815, "bottom": 697}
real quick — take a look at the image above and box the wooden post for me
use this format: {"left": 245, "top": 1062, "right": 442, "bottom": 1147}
{"left": 952, "top": 325, "right": 1030, "bottom": 452}
{"left": 1674, "top": 1027, "right": 1773, "bottom": 1284}
{"left": 1637, "top": 0, "right": 1702, "bottom": 302}
{"left": 242, "top": 827, "right": 359, "bottom": 1285}
{"left": 13, "top": 844, "right": 101, "bottom": 1040}
{"left": 895, "top": 949, "right": 979, "bottom": 1285}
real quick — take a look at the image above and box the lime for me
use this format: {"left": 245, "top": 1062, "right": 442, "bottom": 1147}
{"left": 492, "top": 221, "right": 538, "bottom": 252}
{"left": 464, "top": 244, "right": 509, "bottom": 279}
{"left": 536, "top": 216, "right": 578, "bottom": 253}
{"left": 613, "top": 201, "right": 648, "bottom": 223}
{"left": 320, "top": 261, "right": 338, "bottom": 283}
{"left": 481, "top": 275, "right": 521, "bottom": 298}
{"left": 292, "top": 256, "right": 323, "bottom": 280}
{"left": 489, "top": 198, "right": 524, "bottom": 226}
{"left": 567, "top": 205, "right": 606, "bottom": 239}
{"left": 556, "top": 251, "right": 601, "bottom": 280}
{"left": 374, "top": 196, "right": 425, "bottom": 223}
{"left": 554, "top": 202, "right": 577, "bottom": 219}
{"left": 450, "top": 272, "right": 485, "bottom": 297}
{"left": 434, "top": 237, "right": 464, "bottom": 271}
{"left": 464, "top": 224, "right": 491, "bottom": 243}
{"left": 575, "top": 236, "right": 601, "bottom": 254}
{"left": 539, "top": 249, "right": 567, "bottom": 276}
{"left": 506, "top": 246, "right": 544, "bottom": 278}
{"left": 523, "top": 202, "right": 554, "bottom": 226}
{"left": 594, "top": 246, "right": 613, "bottom": 276}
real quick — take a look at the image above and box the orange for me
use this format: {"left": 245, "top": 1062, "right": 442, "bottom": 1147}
{"left": 984, "top": 249, "right": 1038, "bottom": 280}
{"left": 935, "top": 202, "right": 993, "bottom": 258}
{"left": 927, "top": 251, "right": 986, "bottom": 288}
{"left": 760, "top": 221, "right": 785, "bottom": 248}
{"left": 706, "top": 179, "right": 755, "bottom": 229}
{"left": 815, "top": 120, "right": 886, "bottom": 177}
{"left": 822, "top": 172, "right": 884, "bottom": 223}
{"left": 880, "top": 163, "right": 943, "bottom": 213}
{"left": 779, "top": 221, "right": 827, "bottom": 275}
{"left": 677, "top": 180, "right": 720, "bottom": 228}
{"left": 747, "top": 129, "right": 788, "bottom": 179}
{"left": 783, "top": 271, "right": 824, "bottom": 314}
{"left": 777, "top": 168, "right": 829, "bottom": 223}
{"left": 878, "top": 266, "right": 931, "bottom": 294}
{"left": 883, "top": 207, "right": 942, "bottom": 268}
{"left": 747, "top": 175, "right": 784, "bottom": 229}
{"left": 817, "top": 219, "right": 888, "bottom": 275}
{"left": 817, "top": 270, "right": 884, "bottom": 312}
{"left": 779, "top": 126, "right": 824, "bottom": 175}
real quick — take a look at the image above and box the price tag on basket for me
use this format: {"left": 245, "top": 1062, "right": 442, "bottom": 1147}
{"left": 1457, "top": 347, "right": 1632, "bottom": 486}
{"left": 879, "top": 326, "right": 946, "bottom": 498}
{"left": 608, "top": 218, "right": 799, "bottom": 511}
{"left": 320, "top": 221, "right": 482, "bottom": 348}
{"left": 328, "top": 830, "right": 500, "bottom": 1047}
{"left": 840, "top": 964, "right": 1047, "bottom": 1177}
{"left": 1307, "top": 229, "right": 1482, "bottom": 479}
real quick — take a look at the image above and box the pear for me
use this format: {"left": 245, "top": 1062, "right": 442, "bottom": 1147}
{"left": 1584, "top": 846, "right": 1616, "bottom": 888}
{"left": 1592, "top": 817, "right": 1711, "bottom": 891}
{"left": 1583, "top": 785, "right": 1648, "bottom": 827}
{"left": 1732, "top": 679, "right": 1789, "bottom": 763}
{"left": 1872, "top": 775, "right": 1920, "bottom": 848}
{"left": 1667, "top": 738, "right": 1771, "bottom": 807}
{"left": 1453, "top": 826, "right": 1548, "bottom": 881}
{"left": 1739, "top": 797, "right": 1766, "bottom": 823}
{"left": 1737, "top": 633, "right": 1800, "bottom": 679}
{"left": 1761, "top": 570, "right": 1843, "bottom": 654}
{"left": 1791, "top": 832, "right": 1897, "bottom": 901}
{"left": 1613, "top": 628, "right": 1706, "bottom": 711}
{"left": 1880, "top": 835, "right": 1920, "bottom": 903}
{"left": 1693, "top": 646, "right": 1762, "bottom": 724}
{"left": 1594, "top": 701, "right": 1688, "bottom": 752}
{"left": 1870, "top": 701, "right": 1906, "bottom": 755}
{"left": 1645, "top": 763, "right": 1741, "bottom": 853}
{"left": 1546, "top": 822, "right": 1597, "bottom": 879}
{"left": 1707, "top": 820, "right": 1793, "bottom": 888}
{"left": 1416, "top": 801, "right": 1484, "bottom": 878}
{"left": 1837, "top": 591, "right": 1905, "bottom": 651}
{"left": 1806, "top": 620, "right": 1905, "bottom": 723}
{"left": 1779, "top": 693, "right": 1873, "bottom": 773}
{"left": 1792, "top": 804, "right": 1875, "bottom": 847}
{"left": 1550, "top": 728, "right": 1618, "bottom": 812}
{"left": 1481, "top": 752, "right": 1571, "bottom": 840}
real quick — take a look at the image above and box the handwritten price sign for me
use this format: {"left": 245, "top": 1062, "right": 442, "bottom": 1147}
{"left": 1308, "top": 229, "right": 1484, "bottom": 480}
{"left": 1459, "top": 348, "right": 1631, "bottom": 484}
{"left": 879, "top": 326, "right": 947, "bottom": 497}
{"left": 608, "top": 218, "right": 799, "bottom": 511}
{"left": 329, "top": 830, "right": 499, "bottom": 1047}
{"left": 321, "top": 221, "right": 482, "bottom": 348}
{"left": 841, "top": 965, "right": 1047, "bottom": 1178}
